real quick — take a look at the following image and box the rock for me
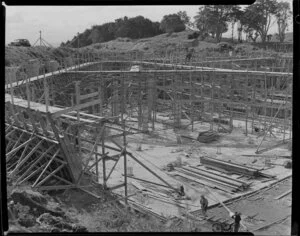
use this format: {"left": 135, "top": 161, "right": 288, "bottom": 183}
{"left": 283, "top": 160, "right": 292, "bottom": 168}
{"left": 36, "top": 213, "right": 87, "bottom": 232}
{"left": 11, "top": 189, "right": 64, "bottom": 217}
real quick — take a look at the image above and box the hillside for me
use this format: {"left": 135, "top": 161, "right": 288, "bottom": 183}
{"left": 84, "top": 30, "right": 218, "bottom": 53}
{"left": 5, "top": 46, "right": 78, "bottom": 66}
{"left": 5, "top": 30, "right": 292, "bottom": 67}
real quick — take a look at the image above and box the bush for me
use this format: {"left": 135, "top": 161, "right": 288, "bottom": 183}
{"left": 5, "top": 58, "right": 11, "bottom": 66}
{"left": 187, "top": 32, "right": 200, "bottom": 40}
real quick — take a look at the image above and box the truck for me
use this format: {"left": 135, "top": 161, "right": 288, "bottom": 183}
{"left": 9, "top": 39, "right": 31, "bottom": 47}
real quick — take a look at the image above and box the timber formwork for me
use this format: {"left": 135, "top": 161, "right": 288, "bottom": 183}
{"left": 5, "top": 51, "right": 292, "bottom": 195}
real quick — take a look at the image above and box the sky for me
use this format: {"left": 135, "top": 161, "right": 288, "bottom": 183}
{"left": 4, "top": 3, "right": 293, "bottom": 47}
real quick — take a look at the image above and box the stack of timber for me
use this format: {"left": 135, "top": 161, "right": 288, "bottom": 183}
{"left": 173, "top": 166, "right": 250, "bottom": 193}
{"left": 200, "top": 156, "right": 275, "bottom": 179}
{"left": 197, "top": 131, "right": 220, "bottom": 143}
{"left": 130, "top": 181, "right": 186, "bottom": 208}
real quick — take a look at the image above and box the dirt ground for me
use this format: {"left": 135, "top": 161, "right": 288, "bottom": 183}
{"left": 85, "top": 114, "right": 292, "bottom": 233}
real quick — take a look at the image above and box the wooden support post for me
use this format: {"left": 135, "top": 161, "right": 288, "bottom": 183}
{"left": 138, "top": 76, "right": 142, "bottom": 130}
{"left": 190, "top": 72, "right": 194, "bottom": 131}
{"left": 10, "top": 131, "right": 26, "bottom": 152}
{"left": 127, "top": 152, "right": 176, "bottom": 191}
{"left": 121, "top": 74, "right": 128, "bottom": 204}
{"left": 9, "top": 68, "right": 15, "bottom": 106}
{"left": 105, "top": 156, "right": 121, "bottom": 182}
{"left": 16, "top": 145, "right": 56, "bottom": 184}
{"left": 95, "top": 146, "right": 99, "bottom": 182}
{"left": 75, "top": 81, "right": 82, "bottom": 156}
{"left": 26, "top": 76, "right": 31, "bottom": 108}
{"left": 230, "top": 74, "right": 233, "bottom": 130}
{"left": 43, "top": 73, "right": 49, "bottom": 112}
{"left": 10, "top": 139, "right": 44, "bottom": 177}
{"left": 76, "top": 126, "right": 104, "bottom": 184}
{"left": 102, "top": 126, "right": 107, "bottom": 189}
{"left": 6, "top": 137, "right": 34, "bottom": 161}
{"left": 264, "top": 73, "right": 267, "bottom": 129}
{"left": 211, "top": 71, "right": 215, "bottom": 130}
{"left": 35, "top": 163, "right": 65, "bottom": 188}
{"left": 32, "top": 148, "right": 60, "bottom": 187}
{"left": 245, "top": 72, "right": 249, "bottom": 136}
{"left": 18, "top": 162, "right": 48, "bottom": 185}
{"left": 251, "top": 76, "right": 256, "bottom": 134}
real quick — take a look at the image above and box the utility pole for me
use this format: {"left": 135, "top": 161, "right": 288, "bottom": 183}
{"left": 39, "top": 30, "right": 42, "bottom": 46}
{"left": 77, "top": 32, "right": 79, "bottom": 49}
{"left": 77, "top": 32, "right": 80, "bottom": 69}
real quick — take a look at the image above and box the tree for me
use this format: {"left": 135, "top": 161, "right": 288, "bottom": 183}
{"left": 177, "top": 11, "right": 195, "bottom": 30}
{"left": 228, "top": 6, "right": 243, "bottom": 42}
{"left": 194, "top": 6, "right": 238, "bottom": 42}
{"left": 241, "top": 0, "right": 278, "bottom": 43}
{"left": 160, "top": 14, "right": 185, "bottom": 34}
{"left": 275, "top": 2, "right": 292, "bottom": 42}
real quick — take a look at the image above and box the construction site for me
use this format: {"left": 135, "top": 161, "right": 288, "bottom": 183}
{"left": 5, "top": 47, "right": 292, "bottom": 234}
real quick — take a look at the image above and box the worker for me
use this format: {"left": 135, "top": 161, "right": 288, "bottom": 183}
{"left": 185, "top": 48, "right": 193, "bottom": 64}
{"left": 178, "top": 185, "right": 185, "bottom": 196}
{"left": 230, "top": 211, "right": 242, "bottom": 232}
{"left": 200, "top": 195, "right": 208, "bottom": 216}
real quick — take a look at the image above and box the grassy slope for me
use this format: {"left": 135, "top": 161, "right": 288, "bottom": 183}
{"left": 84, "top": 30, "right": 218, "bottom": 54}
{"left": 6, "top": 30, "right": 293, "bottom": 67}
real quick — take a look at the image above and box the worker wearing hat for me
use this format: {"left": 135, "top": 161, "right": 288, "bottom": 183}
{"left": 200, "top": 195, "right": 208, "bottom": 216}
{"left": 230, "top": 211, "right": 242, "bottom": 232}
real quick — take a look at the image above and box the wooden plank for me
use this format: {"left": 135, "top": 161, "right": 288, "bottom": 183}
{"left": 105, "top": 154, "right": 122, "bottom": 181}
{"left": 10, "top": 139, "right": 44, "bottom": 177}
{"left": 170, "top": 171, "right": 233, "bottom": 194}
{"left": 35, "top": 163, "right": 66, "bottom": 187}
{"left": 274, "top": 189, "right": 291, "bottom": 200}
{"left": 52, "top": 98, "right": 102, "bottom": 118}
{"left": 37, "top": 185, "right": 75, "bottom": 191}
{"left": 10, "top": 132, "right": 26, "bottom": 152}
{"left": 46, "top": 113, "right": 80, "bottom": 182}
{"left": 6, "top": 137, "right": 34, "bottom": 159}
{"left": 252, "top": 215, "right": 290, "bottom": 232}
{"left": 127, "top": 152, "right": 177, "bottom": 191}
{"left": 32, "top": 148, "right": 61, "bottom": 187}
{"left": 107, "top": 183, "right": 126, "bottom": 191}
{"left": 16, "top": 145, "right": 56, "bottom": 184}
{"left": 18, "top": 162, "right": 48, "bottom": 185}
{"left": 176, "top": 168, "right": 237, "bottom": 192}
{"left": 125, "top": 175, "right": 174, "bottom": 189}
{"left": 80, "top": 91, "right": 99, "bottom": 100}
{"left": 77, "top": 126, "right": 104, "bottom": 184}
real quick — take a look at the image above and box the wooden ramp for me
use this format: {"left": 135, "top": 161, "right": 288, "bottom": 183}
{"left": 5, "top": 101, "right": 82, "bottom": 191}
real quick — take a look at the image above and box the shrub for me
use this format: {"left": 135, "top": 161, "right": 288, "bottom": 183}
{"left": 187, "top": 32, "right": 200, "bottom": 39}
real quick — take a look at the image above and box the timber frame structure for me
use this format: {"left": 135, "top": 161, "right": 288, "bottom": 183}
{"left": 5, "top": 50, "right": 292, "bottom": 201}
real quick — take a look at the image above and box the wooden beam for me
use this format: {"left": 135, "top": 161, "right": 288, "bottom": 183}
{"left": 274, "top": 189, "right": 291, "bottom": 200}
{"left": 16, "top": 145, "right": 56, "bottom": 184}
{"left": 127, "top": 152, "right": 177, "bottom": 191}
{"left": 80, "top": 91, "right": 99, "bottom": 100}
{"left": 105, "top": 154, "right": 122, "bottom": 181}
{"left": 9, "top": 139, "right": 44, "bottom": 177}
{"left": 125, "top": 175, "right": 174, "bottom": 189}
{"left": 107, "top": 183, "right": 126, "bottom": 191}
{"left": 11, "top": 132, "right": 26, "bottom": 150}
{"left": 6, "top": 137, "right": 34, "bottom": 160}
{"left": 256, "top": 138, "right": 291, "bottom": 154}
{"left": 76, "top": 126, "right": 105, "bottom": 184}
{"left": 32, "top": 148, "right": 60, "bottom": 187}
{"left": 34, "top": 163, "right": 66, "bottom": 187}
{"left": 37, "top": 184, "right": 75, "bottom": 191}
{"left": 52, "top": 98, "right": 102, "bottom": 119}
{"left": 17, "top": 162, "right": 48, "bottom": 185}
{"left": 252, "top": 215, "right": 290, "bottom": 232}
